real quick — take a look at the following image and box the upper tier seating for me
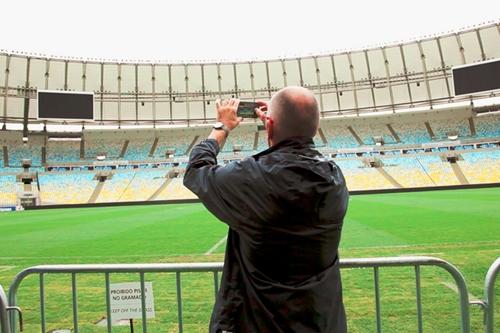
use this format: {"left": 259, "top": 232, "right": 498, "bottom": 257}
{"left": 431, "top": 118, "right": 471, "bottom": 140}
{"left": 321, "top": 126, "right": 359, "bottom": 149}
{"left": 155, "top": 128, "right": 210, "bottom": 158}
{"left": 355, "top": 124, "right": 397, "bottom": 145}
{"left": 222, "top": 127, "right": 256, "bottom": 153}
{"left": 85, "top": 138, "right": 124, "bottom": 160}
{"left": 123, "top": 139, "right": 153, "bottom": 161}
{"left": 393, "top": 122, "right": 430, "bottom": 145}
{"left": 475, "top": 115, "right": 500, "bottom": 138}
{"left": 0, "top": 113, "right": 499, "bottom": 173}
{"left": 47, "top": 141, "right": 81, "bottom": 164}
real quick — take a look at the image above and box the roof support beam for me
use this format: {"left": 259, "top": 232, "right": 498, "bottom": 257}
{"left": 381, "top": 48, "right": 396, "bottom": 113}
{"left": 151, "top": 64, "right": 156, "bottom": 127}
{"left": 435, "top": 37, "right": 452, "bottom": 99}
{"left": 329, "top": 55, "right": 342, "bottom": 114}
{"left": 2, "top": 55, "right": 10, "bottom": 123}
{"left": 184, "top": 64, "right": 190, "bottom": 125}
{"left": 249, "top": 62, "right": 256, "bottom": 101}
{"left": 398, "top": 45, "right": 414, "bottom": 106}
{"left": 201, "top": 64, "right": 207, "bottom": 121}
{"left": 23, "top": 58, "right": 31, "bottom": 139}
{"left": 364, "top": 50, "right": 377, "bottom": 110}
{"left": 99, "top": 63, "right": 104, "bottom": 124}
{"left": 347, "top": 53, "right": 359, "bottom": 116}
{"left": 264, "top": 61, "right": 272, "bottom": 99}
{"left": 280, "top": 60, "right": 287, "bottom": 87}
{"left": 168, "top": 64, "right": 173, "bottom": 123}
{"left": 417, "top": 41, "right": 433, "bottom": 108}
{"left": 475, "top": 29, "right": 486, "bottom": 61}
{"left": 117, "top": 64, "right": 122, "bottom": 127}
{"left": 313, "top": 57, "right": 325, "bottom": 116}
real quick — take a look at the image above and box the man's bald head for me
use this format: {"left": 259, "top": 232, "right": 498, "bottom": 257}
{"left": 268, "top": 86, "right": 320, "bottom": 144}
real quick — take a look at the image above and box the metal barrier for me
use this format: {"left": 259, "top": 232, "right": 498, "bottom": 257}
{"left": 484, "top": 258, "right": 500, "bottom": 333}
{"left": 0, "top": 285, "right": 10, "bottom": 333}
{"left": 7, "top": 256, "right": 471, "bottom": 333}
{"left": 1, "top": 285, "right": 22, "bottom": 333}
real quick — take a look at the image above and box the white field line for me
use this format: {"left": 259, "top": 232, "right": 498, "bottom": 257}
{"left": 0, "top": 266, "right": 15, "bottom": 272}
{"left": 204, "top": 235, "right": 228, "bottom": 255}
{"left": 343, "top": 240, "right": 500, "bottom": 251}
{"left": 440, "top": 281, "right": 480, "bottom": 301}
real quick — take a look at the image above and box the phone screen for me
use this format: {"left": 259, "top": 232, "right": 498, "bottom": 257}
{"left": 237, "top": 101, "right": 259, "bottom": 118}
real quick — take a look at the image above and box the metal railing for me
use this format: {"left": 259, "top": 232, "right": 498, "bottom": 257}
{"left": 0, "top": 285, "right": 10, "bottom": 333}
{"left": 1, "top": 285, "right": 22, "bottom": 333}
{"left": 484, "top": 258, "right": 500, "bottom": 333}
{"left": 7, "top": 256, "right": 473, "bottom": 333}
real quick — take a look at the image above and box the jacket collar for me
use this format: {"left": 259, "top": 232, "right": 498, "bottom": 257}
{"left": 253, "top": 136, "right": 315, "bottom": 159}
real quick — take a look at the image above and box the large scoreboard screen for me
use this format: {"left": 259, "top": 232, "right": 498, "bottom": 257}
{"left": 37, "top": 90, "right": 94, "bottom": 121}
{"left": 452, "top": 59, "right": 500, "bottom": 96}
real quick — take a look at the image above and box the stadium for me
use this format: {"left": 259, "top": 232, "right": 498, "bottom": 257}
{"left": 0, "top": 1, "right": 499, "bottom": 332}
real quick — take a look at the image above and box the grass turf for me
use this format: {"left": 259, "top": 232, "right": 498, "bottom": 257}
{"left": 0, "top": 187, "right": 499, "bottom": 332}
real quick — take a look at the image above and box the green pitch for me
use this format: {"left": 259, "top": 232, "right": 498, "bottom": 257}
{"left": 0, "top": 187, "right": 499, "bottom": 332}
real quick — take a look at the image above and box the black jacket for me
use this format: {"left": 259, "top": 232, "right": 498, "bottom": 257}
{"left": 184, "top": 137, "right": 349, "bottom": 333}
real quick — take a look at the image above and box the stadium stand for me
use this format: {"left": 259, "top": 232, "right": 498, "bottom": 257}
{"left": 38, "top": 172, "right": 97, "bottom": 204}
{"left": 0, "top": 107, "right": 499, "bottom": 206}
{"left": 355, "top": 123, "right": 398, "bottom": 146}
{"left": 118, "top": 169, "right": 171, "bottom": 201}
{"left": 222, "top": 125, "right": 257, "bottom": 153}
{"left": 457, "top": 150, "right": 500, "bottom": 184}
{"left": 156, "top": 177, "right": 197, "bottom": 200}
{"left": 0, "top": 175, "right": 17, "bottom": 205}
{"left": 154, "top": 128, "right": 210, "bottom": 158}
{"left": 123, "top": 138, "right": 153, "bottom": 161}
{"left": 431, "top": 118, "right": 471, "bottom": 140}
{"left": 393, "top": 122, "right": 431, "bottom": 145}
{"left": 334, "top": 159, "right": 394, "bottom": 190}
{"left": 47, "top": 140, "right": 81, "bottom": 164}
{"left": 96, "top": 171, "right": 136, "bottom": 203}
{"left": 84, "top": 138, "right": 124, "bottom": 160}
{"left": 475, "top": 114, "right": 500, "bottom": 138}
{"left": 321, "top": 125, "right": 359, "bottom": 149}
{"left": 415, "top": 155, "right": 461, "bottom": 186}
{"left": 381, "top": 157, "right": 435, "bottom": 188}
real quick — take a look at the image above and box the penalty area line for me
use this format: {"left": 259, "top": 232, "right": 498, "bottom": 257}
{"left": 205, "top": 235, "right": 228, "bottom": 255}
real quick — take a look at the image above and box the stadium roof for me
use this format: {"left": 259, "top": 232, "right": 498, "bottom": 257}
{"left": 2, "top": 0, "right": 500, "bottom": 63}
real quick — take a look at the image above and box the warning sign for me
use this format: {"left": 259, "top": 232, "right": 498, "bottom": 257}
{"left": 109, "top": 282, "right": 155, "bottom": 322}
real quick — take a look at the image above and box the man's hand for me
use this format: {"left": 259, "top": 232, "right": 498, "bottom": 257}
{"left": 216, "top": 98, "right": 242, "bottom": 131}
{"left": 255, "top": 100, "right": 269, "bottom": 123}
{"left": 208, "top": 98, "right": 242, "bottom": 147}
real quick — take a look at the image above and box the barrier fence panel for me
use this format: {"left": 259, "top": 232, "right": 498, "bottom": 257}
{"left": 485, "top": 258, "right": 500, "bottom": 333}
{"left": 0, "top": 285, "right": 10, "bottom": 333}
{"left": 1, "top": 285, "right": 22, "bottom": 333}
{"left": 7, "top": 256, "right": 473, "bottom": 333}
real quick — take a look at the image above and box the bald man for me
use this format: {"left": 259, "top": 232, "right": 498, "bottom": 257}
{"left": 184, "top": 86, "right": 349, "bottom": 333}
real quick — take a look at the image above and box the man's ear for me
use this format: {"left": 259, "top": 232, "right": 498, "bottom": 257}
{"left": 266, "top": 118, "right": 273, "bottom": 144}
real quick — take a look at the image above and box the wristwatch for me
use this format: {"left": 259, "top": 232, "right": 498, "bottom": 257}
{"left": 213, "top": 122, "right": 230, "bottom": 137}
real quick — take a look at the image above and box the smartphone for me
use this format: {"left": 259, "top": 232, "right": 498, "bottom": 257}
{"left": 237, "top": 101, "right": 259, "bottom": 118}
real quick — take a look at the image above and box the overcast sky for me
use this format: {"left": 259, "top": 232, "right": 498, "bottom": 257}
{"left": 2, "top": 0, "right": 499, "bottom": 63}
